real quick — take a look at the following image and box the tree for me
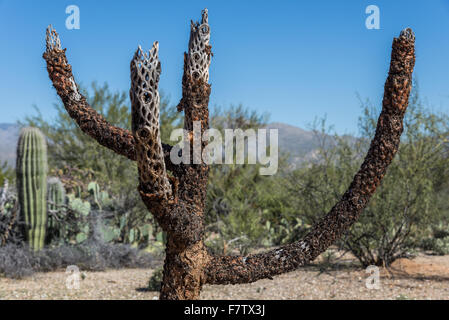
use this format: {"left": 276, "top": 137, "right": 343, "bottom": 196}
{"left": 42, "top": 9, "right": 416, "bottom": 299}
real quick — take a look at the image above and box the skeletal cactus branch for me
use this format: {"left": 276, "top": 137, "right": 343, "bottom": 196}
{"left": 130, "top": 42, "right": 173, "bottom": 201}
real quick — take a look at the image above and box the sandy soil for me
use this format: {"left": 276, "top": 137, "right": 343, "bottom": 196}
{"left": 1, "top": 253, "right": 449, "bottom": 300}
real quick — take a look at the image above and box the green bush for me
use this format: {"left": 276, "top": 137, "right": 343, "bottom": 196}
{"left": 204, "top": 106, "right": 292, "bottom": 254}
{"left": 420, "top": 237, "right": 449, "bottom": 255}
{"left": 0, "top": 162, "right": 14, "bottom": 186}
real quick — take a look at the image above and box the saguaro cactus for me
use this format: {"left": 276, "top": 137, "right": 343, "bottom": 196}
{"left": 43, "top": 10, "right": 415, "bottom": 299}
{"left": 16, "top": 127, "right": 48, "bottom": 251}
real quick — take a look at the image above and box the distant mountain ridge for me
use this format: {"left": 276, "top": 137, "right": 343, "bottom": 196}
{"left": 0, "top": 122, "right": 350, "bottom": 169}
{"left": 265, "top": 122, "right": 327, "bottom": 166}
{"left": 0, "top": 123, "right": 19, "bottom": 167}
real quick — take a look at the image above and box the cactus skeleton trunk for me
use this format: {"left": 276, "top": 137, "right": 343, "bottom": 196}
{"left": 16, "top": 127, "right": 48, "bottom": 251}
{"left": 43, "top": 9, "right": 415, "bottom": 299}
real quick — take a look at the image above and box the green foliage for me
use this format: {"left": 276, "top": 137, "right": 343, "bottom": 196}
{"left": 205, "top": 105, "right": 291, "bottom": 254}
{"left": 68, "top": 193, "right": 91, "bottom": 216}
{"left": 16, "top": 127, "right": 48, "bottom": 251}
{"left": 420, "top": 237, "right": 449, "bottom": 255}
{"left": 419, "top": 222, "right": 449, "bottom": 255}
{"left": 87, "top": 181, "right": 112, "bottom": 211}
{"left": 67, "top": 193, "right": 91, "bottom": 243}
{"left": 0, "top": 162, "right": 14, "bottom": 186}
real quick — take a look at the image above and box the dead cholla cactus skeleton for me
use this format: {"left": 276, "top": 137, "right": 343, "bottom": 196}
{"left": 43, "top": 9, "right": 416, "bottom": 300}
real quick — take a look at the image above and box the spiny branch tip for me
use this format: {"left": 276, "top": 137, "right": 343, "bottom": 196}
{"left": 399, "top": 28, "right": 415, "bottom": 43}
{"left": 134, "top": 41, "right": 159, "bottom": 63}
{"left": 191, "top": 8, "right": 209, "bottom": 31}
{"left": 45, "top": 25, "right": 61, "bottom": 52}
{"left": 201, "top": 8, "right": 208, "bottom": 24}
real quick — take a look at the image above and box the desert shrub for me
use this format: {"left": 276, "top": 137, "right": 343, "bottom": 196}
{"left": 148, "top": 266, "right": 164, "bottom": 291}
{"left": 0, "top": 162, "right": 14, "bottom": 186}
{"left": 204, "top": 106, "right": 293, "bottom": 254}
{"left": 420, "top": 237, "right": 449, "bottom": 255}
{"left": 419, "top": 222, "right": 449, "bottom": 255}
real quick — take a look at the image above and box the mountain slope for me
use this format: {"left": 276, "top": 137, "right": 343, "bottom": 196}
{"left": 265, "top": 122, "right": 334, "bottom": 167}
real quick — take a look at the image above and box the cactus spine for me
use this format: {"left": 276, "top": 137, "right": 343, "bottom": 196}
{"left": 16, "top": 127, "right": 48, "bottom": 251}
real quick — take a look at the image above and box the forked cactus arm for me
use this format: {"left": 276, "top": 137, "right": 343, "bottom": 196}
{"left": 205, "top": 29, "right": 416, "bottom": 285}
{"left": 130, "top": 43, "right": 173, "bottom": 200}
{"left": 42, "top": 26, "right": 176, "bottom": 165}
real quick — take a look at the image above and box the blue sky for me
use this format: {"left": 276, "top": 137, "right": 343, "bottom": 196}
{"left": 0, "top": 0, "right": 448, "bottom": 135}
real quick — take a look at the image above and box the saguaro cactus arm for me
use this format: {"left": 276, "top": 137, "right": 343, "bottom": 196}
{"left": 42, "top": 26, "right": 175, "bottom": 167}
{"left": 16, "top": 127, "right": 48, "bottom": 251}
{"left": 205, "top": 28, "right": 416, "bottom": 285}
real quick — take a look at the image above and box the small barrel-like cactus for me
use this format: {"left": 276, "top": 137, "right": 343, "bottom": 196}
{"left": 16, "top": 127, "right": 48, "bottom": 251}
{"left": 47, "top": 177, "right": 66, "bottom": 243}
{"left": 47, "top": 177, "right": 65, "bottom": 212}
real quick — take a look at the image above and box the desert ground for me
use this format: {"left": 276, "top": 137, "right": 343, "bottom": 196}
{"left": 1, "top": 252, "right": 449, "bottom": 300}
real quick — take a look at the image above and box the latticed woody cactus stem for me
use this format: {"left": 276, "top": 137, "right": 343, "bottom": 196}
{"left": 177, "top": 9, "right": 211, "bottom": 134}
{"left": 186, "top": 9, "right": 211, "bottom": 83}
{"left": 43, "top": 8, "right": 416, "bottom": 300}
{"left": 130, "top": 43, "right": 172, "bottom": 200}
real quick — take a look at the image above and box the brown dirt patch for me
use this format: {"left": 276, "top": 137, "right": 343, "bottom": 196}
{"left": 388, "top": 256, "right": 449, "bottom": 280}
